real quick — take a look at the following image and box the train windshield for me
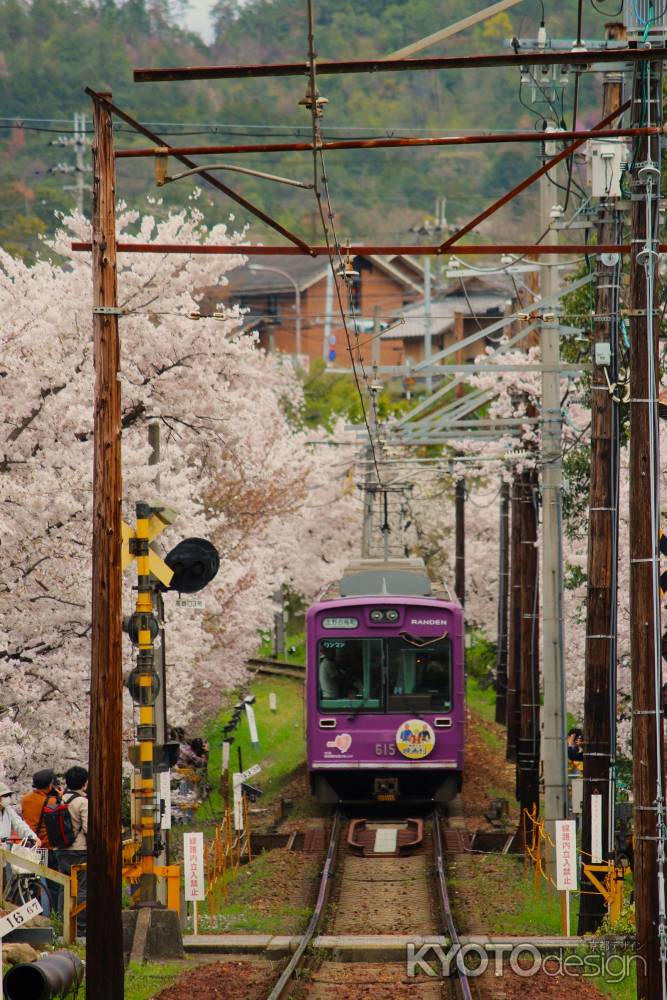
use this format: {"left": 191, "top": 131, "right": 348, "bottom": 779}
{"left": 318, "top": 638, "right": 383, "bottom": 710}
{"left": 317, "top": 636, "right": 452, "bottom": 712}
{"left": 386, "top": 637, "right": 452, "bottom": 713}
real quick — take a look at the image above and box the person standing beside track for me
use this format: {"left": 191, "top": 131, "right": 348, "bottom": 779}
{"left": 55, "top": 766, "right": 88, "bottom": 939}
{"left": 21, "top": 768, "right": 59, "bottom": 914}
{"left": 0, "top": 780, "right": 40, "bottom": 890}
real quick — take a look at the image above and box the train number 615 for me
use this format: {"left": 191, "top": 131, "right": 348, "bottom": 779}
{"left": 375, "top": 742, "right": 396, "bottom": 756}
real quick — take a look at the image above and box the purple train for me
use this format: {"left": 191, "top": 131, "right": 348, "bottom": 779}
{"left": 306, "top": 558, "right": 465, "bottom": 805}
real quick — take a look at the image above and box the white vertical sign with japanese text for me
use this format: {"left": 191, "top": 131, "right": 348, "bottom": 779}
{"left": 160, "top": 770, "right": 172, "bottom": 830}
{"left": 555, "top": 819, "right": 578, "bottom": 890}
{"left": 183, "top": 831, "right": 205, "bottom": 901}
{"left": 591, "top": 794, "right": 603, "bottom": 864}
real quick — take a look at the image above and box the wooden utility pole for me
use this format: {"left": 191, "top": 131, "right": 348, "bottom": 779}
{"left": 88, "top": 91, "right": 124, "bottom": 999}
{"left": 578, "top": 33, "right": 623, "bottom": 935}
{"left": 627, "top": 58, "right": 667, "bottom": 999}
{"left": 495, "top": 480, "right": 510, "bottom": 725}
{"left": 516, "top": 468, "right": 540, "bottom": 821}
{"left": 455, "top": 478, "right": 465, "bottom": 605}
{"left": 506, "top": 476, "right": 521, "bottom": 762}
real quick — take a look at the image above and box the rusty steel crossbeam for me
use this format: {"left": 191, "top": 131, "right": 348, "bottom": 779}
{"left": 439, "top": 98, "right": 632, "bottom": 250}
{"left": 115, "top": 124, "right": 663, "bottom": 159}
{"left": 133, "top": 46, "right": 667, "bottom": 82}
{"left": 70, "top": 242, "right": 650, "bottom": 256}
{"left": 86, "top": 89, "right": 312, "bottom": 253}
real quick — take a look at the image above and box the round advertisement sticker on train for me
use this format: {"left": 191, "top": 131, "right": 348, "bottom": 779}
{"left": 395, "top": 719, "right": 435, "bottom": 759}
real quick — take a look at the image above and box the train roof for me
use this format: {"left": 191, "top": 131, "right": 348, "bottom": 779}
{"left": 318, "top": 558, "right": 455, "bottom": 603}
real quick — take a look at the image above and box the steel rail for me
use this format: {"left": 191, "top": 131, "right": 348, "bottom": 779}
{"left": 433, "top": 811, "right": 473, "bottom": 1000}
{"left": 115, "top": 124, "right": 663, "bottom": 158}
{"left": 246, "top": 656, "right": 305, "bottom": 680}
{"left": 267, "top": 809, "right": 341, "bottom": 1000}
{"left": 133, "top": 45, "right": 667, "bottom": 82}
{"left": 246, "top": 656, "right": 305, "bottom": 671}
{"left": 70, "top": 241, "right": 652, "bottom": 256}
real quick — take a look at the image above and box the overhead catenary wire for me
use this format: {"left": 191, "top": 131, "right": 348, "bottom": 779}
{"left": 303, "top": 0, "right": 384, "bottom": 490}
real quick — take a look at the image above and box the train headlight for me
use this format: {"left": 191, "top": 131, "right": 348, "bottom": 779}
{"left": 370, "top": 610, "right": 384, "bottom": 622}
{"left": 385, "top": 609, "right": 399, "bottom": 622}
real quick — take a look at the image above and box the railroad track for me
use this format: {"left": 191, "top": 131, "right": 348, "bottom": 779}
{"left": 247, "top": 656, "right": 306, "bottom": 680}
{"left": 267, "top": 809, "right": 473, "bottom": 1000}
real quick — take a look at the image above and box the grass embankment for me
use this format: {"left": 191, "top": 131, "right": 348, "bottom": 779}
{"left": 184, "top": 671, "right": 324, "bottom": 934}
{"left": 466, "top": 674, "right": 505, "bottom": 755}
{"left": 257, "top": 631, "right": 305, "bottom": 665}
{"left": 195, "top": 848, "right": 319, "bottom": 934}
{"left": 123, "top": 962, "right": 190, "bottom": 1000}
{"left": 204, "top": 674, "right": 317, "bottom": 819}
{"left": 450, "top": 852, "right": 579, "bottom": 936}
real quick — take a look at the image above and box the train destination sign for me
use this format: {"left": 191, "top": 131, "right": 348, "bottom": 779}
{"left": 322, "top": 617, "right": 358, "bottom": 629}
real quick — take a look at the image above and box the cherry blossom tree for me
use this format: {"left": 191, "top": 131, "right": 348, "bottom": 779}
{"left": 0, "top": 202, "right": 357, "bottom": 780}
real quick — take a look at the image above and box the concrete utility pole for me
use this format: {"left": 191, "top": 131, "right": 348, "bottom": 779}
{"left": 51, "top": 112, "right": 90, "bottom": 216}
{"left": 506, "top": 476, "right": 521, "bottom": 763}
{"left": 361, "top": 447, "right": 374, "bottom": 558}
{"left": 517, "top": 467, "right": 540, "bottom": 826}
{"left": 578, "top": 41, "right": 623, "bottom": 935}
{"left": 454, "top": 478, "right": 465, "bottom": 605}
{"left": 423, "top": 257, "right": 433, "bottom": 392}
{"left": 70, "top": 112, "right": 88, "bottom": 216}
{"left": 627, "top": 57, "right": 667, "bottom": 999}
{"left": 495, "top": 480, "right": 510, "bottom": 725}
{"left": 539, "top": 161, "right": 568, "bottom": 857}
{"left": 323, "top": 267, "right": 334, "bottom": 363}
{"left": 273, "top": 588, "right": 286, "bottom": 656}
{"left": 372, "top": 304, "right": 381, "bottom": 368}
{"left": 88, "top": 91, "right": 124, "bottom": 1000}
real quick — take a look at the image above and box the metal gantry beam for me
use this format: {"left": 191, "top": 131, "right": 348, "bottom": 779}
{"left": 133, "top": 46, "right": 667, "bottom": 82}
{"left": 71, "top": 240, "right": 661, "bottom": 257}
{"left": 115, "top": 125, "right": 661, "bottom": 159}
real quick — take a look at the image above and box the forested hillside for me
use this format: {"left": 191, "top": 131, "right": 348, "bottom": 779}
{"left": 0, "top": 0, "right": 607, "bottom": 256}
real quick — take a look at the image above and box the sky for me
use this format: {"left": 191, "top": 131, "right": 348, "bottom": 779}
{"left": 182, "top": 0, "right": 216, "bottom": 43}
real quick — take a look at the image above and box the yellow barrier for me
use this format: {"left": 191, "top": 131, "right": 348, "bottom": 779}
{"left": 122, "top": 839, "right": 181, "bottom": 913}
{"left": 522, "top": 807, "right": 625, "bottom": 931}
{"left": 202, "top": 797, "right": 252, "bottom": 920}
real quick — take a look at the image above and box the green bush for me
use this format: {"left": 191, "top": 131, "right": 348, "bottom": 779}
{"left": 466, "top": 631, "right": 497, "bottom": 685}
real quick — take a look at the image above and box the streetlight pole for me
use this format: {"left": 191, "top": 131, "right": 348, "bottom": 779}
{"left": 248, "top": 264, "right": 302, "bottom": 357}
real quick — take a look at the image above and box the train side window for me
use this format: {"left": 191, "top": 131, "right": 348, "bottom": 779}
{"left": 317, "top": 639, "right": 382, "bottom": 710}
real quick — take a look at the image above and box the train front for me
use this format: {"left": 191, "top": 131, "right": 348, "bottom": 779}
{"left": 306, "top": 567, "right": 464, "bottom": 805}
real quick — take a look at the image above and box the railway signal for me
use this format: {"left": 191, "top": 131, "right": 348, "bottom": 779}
{"left": 121, "top": 505, "right": 175, "bottom": 587}
{"left": 123, "top": 501, "right": 172, "bottom": 906}
{"left": 123, "top": 509, "right": 220, "bottom": 907}
{"left": 162, "top": 536, "right": 220, "bottom": 594}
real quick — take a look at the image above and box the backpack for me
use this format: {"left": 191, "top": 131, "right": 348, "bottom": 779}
{"left": 41, "top": 791, "right": 81, "bottom": 850}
